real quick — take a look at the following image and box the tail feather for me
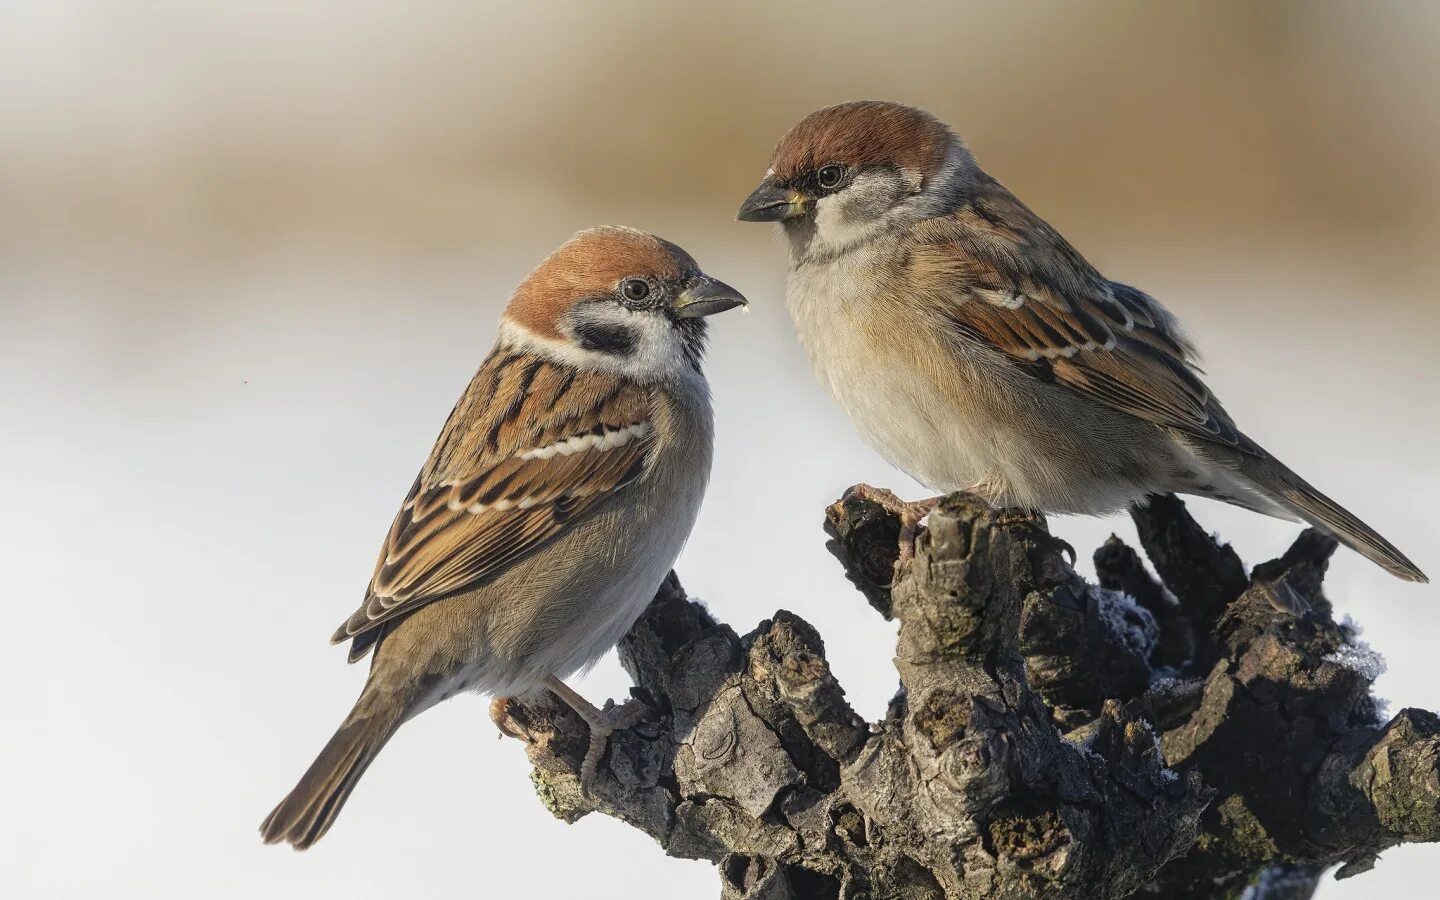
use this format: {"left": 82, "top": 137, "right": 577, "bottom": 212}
{"left": 1237, "top": 454, "right": 1428, "bottom": 583}
{"left": 261, "top": 690, "right": 404, "bottom": 850}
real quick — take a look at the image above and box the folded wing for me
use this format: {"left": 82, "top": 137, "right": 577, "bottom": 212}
{"left": 332, "top": 355, "right": 656, "bottom": 659}
{"left": 909, "top": 181, "right": 1257, "bottom": 454}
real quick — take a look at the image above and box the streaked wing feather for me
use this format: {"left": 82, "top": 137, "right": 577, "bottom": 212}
{"left": 331, "top": 353, "right": 656, "bottom": 651}
{"left": 913, "top": 183, "right": 1254, "bottom": 453}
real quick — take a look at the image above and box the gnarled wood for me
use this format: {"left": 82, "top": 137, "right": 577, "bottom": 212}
{"left": 498, "top": 492, "right": 1440, "bottom": 899}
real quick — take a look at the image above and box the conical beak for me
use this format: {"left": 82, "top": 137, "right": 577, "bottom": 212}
{"left": 737, "top": 177, "right": 807, "bottom": 222}
{"left": 671, "top": 277, "right": 748, "bottom": 319}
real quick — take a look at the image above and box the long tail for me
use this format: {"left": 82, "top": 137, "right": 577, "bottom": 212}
{"left": 1234, "top": 452, "right": 1428, "bottom": 583}
{"left": 260, "top": 686, "right": 406, "bottom": 850}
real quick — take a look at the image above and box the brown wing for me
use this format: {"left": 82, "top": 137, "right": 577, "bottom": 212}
{"left": 908, "top": 177, "right": 1256, "bottom": 453}
{"left": 332, "top": 350, "right": 656, "bottom": 658}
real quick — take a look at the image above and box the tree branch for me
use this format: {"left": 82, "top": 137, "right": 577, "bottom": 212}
{"left": 498, "top": 492, "right": 1440, "bottom": 899}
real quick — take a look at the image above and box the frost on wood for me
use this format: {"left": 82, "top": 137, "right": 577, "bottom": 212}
{"left": 498, "top": 492, "right": 1440, "bottom": 899}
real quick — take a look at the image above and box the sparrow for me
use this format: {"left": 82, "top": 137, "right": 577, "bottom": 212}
{"left": 260, "top": 226, "right": 747, "bottom": 849}
{"left": 738, "top": 101, "right": 1426, "bottom": 583}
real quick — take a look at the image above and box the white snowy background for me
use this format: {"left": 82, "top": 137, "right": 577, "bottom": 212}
{"left": 3, "top": 3, "right": 1437, "bottom": 898}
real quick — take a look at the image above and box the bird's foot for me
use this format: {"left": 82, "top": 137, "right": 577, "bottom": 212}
{"left": 544, "top": 676, "right": 646, "bottom": 798}
{"left": 580, "top": 703, "right": 649, "bottom": 795}
{"left": 842, "top": 484, "right": 943, "bottom": 567}
{"left": 488, "top": 696, "right": 530, "bottom": 742}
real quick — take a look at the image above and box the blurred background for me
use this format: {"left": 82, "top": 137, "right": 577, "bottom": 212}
{"left": 3, "top": 2, "right": 1437, "bottom": 897}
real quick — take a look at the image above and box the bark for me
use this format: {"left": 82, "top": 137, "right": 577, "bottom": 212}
{"left": 497, "top": 491, "right": 1440, "bottom": 899}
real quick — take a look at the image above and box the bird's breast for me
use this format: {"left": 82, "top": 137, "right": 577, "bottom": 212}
{"left": 784, "top": 257, "right": 994, "bottom": 493}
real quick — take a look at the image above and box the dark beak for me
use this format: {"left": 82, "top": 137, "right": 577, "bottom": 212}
{"left": 737, "top": 177, "right": 807, "bottom": 223}
{"left": 671, "top": 277, "right": 748, "bottom": 319}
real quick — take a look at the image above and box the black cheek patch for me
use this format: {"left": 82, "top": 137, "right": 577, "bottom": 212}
{"left": 574, "top": 321, "right": 638, "bottom": 357}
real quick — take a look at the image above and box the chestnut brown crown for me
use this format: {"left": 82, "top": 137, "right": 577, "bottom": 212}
{"left": 506, "top": 227, "right": 701, "bottom": 339}
{"left": 767, "top": 101, "right": 955, "bottom": 183}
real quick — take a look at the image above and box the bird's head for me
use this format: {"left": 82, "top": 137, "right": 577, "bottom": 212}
{"left": 738, "top": 101, "right": 973, "bottom": 259}
{"left": 502, "top": 226, "right": 746, "bottom": 382}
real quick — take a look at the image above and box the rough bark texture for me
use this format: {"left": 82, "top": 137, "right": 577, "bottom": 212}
{"left": 498, "top": 491, "right": 1440, "bottom": 899}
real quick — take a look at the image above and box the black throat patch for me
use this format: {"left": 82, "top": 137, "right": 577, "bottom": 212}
{"left": 574, "top": 321, "right": 638, "bottom": 357}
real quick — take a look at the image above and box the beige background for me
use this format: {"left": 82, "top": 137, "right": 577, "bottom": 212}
{"left": 3, "top": 2, "right": 1437, "bottom": 897}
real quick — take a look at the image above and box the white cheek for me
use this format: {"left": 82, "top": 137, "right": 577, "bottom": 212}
{"left": 812, "top": 195, "right": 880, "bottom": 254}
{"left": 498, "top": 312, "right": 691, "bottom": 383}
{"left": 811, "top": 195, "right": 846, "bottom": 241}
{"left": 809, "top": 175, "right": 905, "bottom": 254}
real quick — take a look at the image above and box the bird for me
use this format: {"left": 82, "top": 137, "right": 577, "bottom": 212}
{"left": 260, "top": 226, "right": 747, "bottom": 849}
{"left": 737, "top": 100, "right": 1426, "bottom": 583}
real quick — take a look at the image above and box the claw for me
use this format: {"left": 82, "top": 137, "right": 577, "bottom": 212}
{"left": 488, "top": 696, "right": 529, "bottom": 742}
{"left": 1049, "top": 535, "right": 1078, "bottom": 566}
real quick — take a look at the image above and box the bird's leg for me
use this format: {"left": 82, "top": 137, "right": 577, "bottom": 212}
{"left": 843, "top": 484, "right": 942, "bottom": 565}
{"left": 544, "top": 676, "right": 645, "bottom": 796}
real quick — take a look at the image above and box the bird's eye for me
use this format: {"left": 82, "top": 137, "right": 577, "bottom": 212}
{"left": 816, "top": 164, "right": 847, "bottom": 190}
{"left": 621, "top": 279, "right": 650, "bottom": 302}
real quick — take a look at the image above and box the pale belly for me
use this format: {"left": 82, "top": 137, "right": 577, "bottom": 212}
{"left": 806, "top": 315, "right": 992, "bottom": 494}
